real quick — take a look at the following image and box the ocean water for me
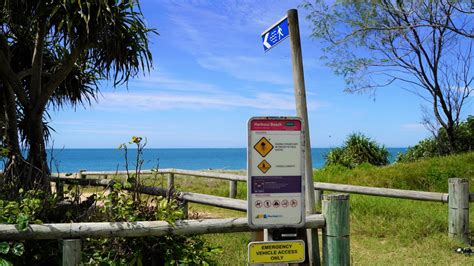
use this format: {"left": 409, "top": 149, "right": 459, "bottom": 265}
{"left": 43, "top": 148, "right": 407, "bottom": 173}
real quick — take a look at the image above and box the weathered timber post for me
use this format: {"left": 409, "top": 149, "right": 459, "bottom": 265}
{"left": 76, "top": 169, "right": 86, "bottom": 179}
{"left": 287, "top": 9, "right": 319, "bottom": 265}
{"left": 322, "top": 194, "right": 350, "bottom": 266}
{"left": 56, "top": 180, "right": 64, "bottom": 200}
{"left": 448, "top": 178, "right": 470, "bottom": 244}
{"left": 315, "top": 189, "right": 323, "bottom": 211}
{"left": 181, "top": 200, "right": 188, "bottom": 219}
{"left": 61, "top": 239, "right": 81, "bottom": 266}
{"left": 229, "top": 180, "right": 237, "bottom": 198}
{"left": 73, "top": 170, "right": 86, "bottom": 203}
{"left": 167, "top": 173, "right": 175, "bottom": 192}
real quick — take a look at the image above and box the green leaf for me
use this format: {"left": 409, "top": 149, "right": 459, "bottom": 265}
{"left": 0, "top": 257, "right": 13, "bottom": 266}
{"left": 0, "top": 242, "right": 10, "bottom": 254}
{"left": 15, "top": 213, "right": 29, "bottom": 231}
{"left": 123, "top": 181, "right": 132, "bottom": 189}
{"left": 12, "top": 243, "right": 24, "bottom": 256}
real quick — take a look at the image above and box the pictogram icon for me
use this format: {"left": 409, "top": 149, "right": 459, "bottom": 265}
{"left": 257, "top": 160, "right": 271, "bottom": 173}
{"left": 273, "top": 200, "right": 280, "bottom": 208}
{"left": 264, "top": 200, "right": 271, "bottom": 208}
{"left": 290, "top": 199, "right": 298, "bottom": 207}
{"left": 254, "top": 137, "right": 273, "bottom": 157}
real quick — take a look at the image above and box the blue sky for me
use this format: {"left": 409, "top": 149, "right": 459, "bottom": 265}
{"left": 49, "top": 0, "right": 471, "bottom": 149}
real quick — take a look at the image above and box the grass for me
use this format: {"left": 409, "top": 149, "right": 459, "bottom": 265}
{"left": 198, "top": 152, "right": 474, "bottom": 265}
{"left": 193, "top": 195, "right": 474, "bottom": 265}
{"left": 74, "top": 152, "right": 474, "bottom": 264}
{"left": 314, "top": 151, "right": 474, "bottom": 192}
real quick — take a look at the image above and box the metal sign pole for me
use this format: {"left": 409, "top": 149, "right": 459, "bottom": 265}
{"left": 287, "top": 9, "right": 319, "bottom": 266}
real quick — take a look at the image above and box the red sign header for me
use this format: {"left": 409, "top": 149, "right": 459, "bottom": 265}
{"left": 250, "top": 119, "right": 301, "bottom": 131}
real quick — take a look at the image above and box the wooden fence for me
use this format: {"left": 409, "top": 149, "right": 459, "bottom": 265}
{"left": 53, "top": 168, "right": 471, "bottom": 244}
{"left": 1, "top": 168, "right": 470, "bottom": 265}
{"left": 1, "top": 171, "right": 349, "bottom": 265}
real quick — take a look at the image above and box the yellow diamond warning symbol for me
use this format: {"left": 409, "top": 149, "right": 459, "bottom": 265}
{"left": 254, "top": 137, "right": 273, "bottom": 157}
{"left": 258, "top": 160, "right": 271, "bottom": 173}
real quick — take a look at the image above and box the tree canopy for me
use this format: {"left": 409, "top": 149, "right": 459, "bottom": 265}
{"left": 304, "top": 0, "right": 473, "bottom": 152}
{"left": 0, "top": 0, "right": 156, "bottom": 192}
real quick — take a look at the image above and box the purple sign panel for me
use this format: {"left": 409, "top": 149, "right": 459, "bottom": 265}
{"left": 251, "top": 176, "right": 302, "bottom": 194}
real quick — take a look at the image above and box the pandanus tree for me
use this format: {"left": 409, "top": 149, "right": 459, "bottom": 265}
{"left": 0, "top": 0, "right": 155, "bottom": 192}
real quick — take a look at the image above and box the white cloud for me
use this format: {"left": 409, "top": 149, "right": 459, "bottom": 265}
{"left": 97, "top": 90, "right": 324, "bottom": 111}
{"left": 196, "top": 55, "right": 292, "bottom": 85}
{"left": 128, "top": 73, "right": 222, "bottom": 93}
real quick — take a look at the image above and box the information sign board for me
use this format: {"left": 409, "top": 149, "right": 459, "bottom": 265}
{"left": 247, "top": 117, "right": 305, "bottom": 228}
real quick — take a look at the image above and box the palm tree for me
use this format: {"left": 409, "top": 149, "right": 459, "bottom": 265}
{"left": 0, "top": 0, "right": 156, "bottom": 192}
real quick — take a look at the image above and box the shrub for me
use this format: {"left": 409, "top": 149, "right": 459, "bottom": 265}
{"left": 82, "top": 182, "right": 221, "bottom": 265}
{"left": 0, "top": 136, "right": 221, "bottom": 265}
{"left": 326, "top": 133, "right": 389, "bottom": 168}
{"left": 397, "top": 116, "right": 474, "bottom": 163}
{"left": 396, "top": 138, "right": 438, "bottom": 163}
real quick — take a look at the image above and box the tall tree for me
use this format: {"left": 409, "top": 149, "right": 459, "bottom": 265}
{"left": 304, "top": 0, "right": 473, "bottom": 152}
{"left": 0, "top": 0, "right": 155, "bottom": 191}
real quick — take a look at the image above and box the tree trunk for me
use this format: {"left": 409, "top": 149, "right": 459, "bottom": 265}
{"left": 445, "top": 124, "right": 457, "bottom": 154}
{"left": 24, "top": 108, "right": 51, "bottom": 192}
{"left": 1, "top": 84, "right": 28, "bottom": 196}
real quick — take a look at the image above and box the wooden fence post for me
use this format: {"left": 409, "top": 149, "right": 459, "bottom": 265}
{"left": 229, "top": 180, "right": 237, "bottom": 198}
{"left": 56, "top": 180, "right": 64, "bottom": 200}
{"left": 322, "top": 194, "right": 350, "bottom": 266}
{"left": 77, "top": 169, "right": 86, "bottom": 179}
{"left": 181, "top": 200, "right": 188, "bottom": 219}
{"left": 167, "top": 173, "right": 175, "bottom": 192}
{"left": 61, "top": 239, "right": 81, "bottom": 266}
{"left": 448, "top": 178, "right": 470, "bottom": 244}
{"left": 315, "top": 189, "right": 323, "bottom": 211}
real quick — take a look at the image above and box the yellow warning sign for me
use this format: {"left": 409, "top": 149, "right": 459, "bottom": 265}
{"left": 254, "top": 137, "right": 273, "bottom": 157}
{"left": 248, "top": 240, "right": 305, "bottom": 264}
{"left": 257, "top": 160, "right": 271, "bottom": 173}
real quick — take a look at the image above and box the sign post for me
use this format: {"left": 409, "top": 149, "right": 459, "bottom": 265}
{"left": 259, "top": 9, "right": 319, "bottom": 265}
{"left": 287, "top": 9, "right": 319, "bottom": 266}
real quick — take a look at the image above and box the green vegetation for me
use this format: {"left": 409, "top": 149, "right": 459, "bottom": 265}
{"left": 83, "top": 182, "right": 220, "bottom": 265}
{"left": 0, "top": 185, "right": 220, "bottom": 265}
{"left": 1, "top": 0, "right": 156, "bottom": 192}
{"left": 325, "top": 133, "right": 389, "bottom": 168}
{"left": 0, "top": 137, "right": 221, "bottom": 265}
{"left": 316, "top": 152, "right": 474, "bottom": 192}
{"left": 398, "top": 116, "right": 474, "bottom": 163}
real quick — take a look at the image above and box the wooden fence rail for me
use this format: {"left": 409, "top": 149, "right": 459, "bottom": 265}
{"left": 313, "top": 182, "right": 449, "bottom": 203}
{"left": 0, "top": 215, "right": 326, "bottom": 240}
{"left": 50, "top": 177, "right": 247, "bottom": 212}
{"left": 56, "top": 169, "right": 472, "bottom": 203}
